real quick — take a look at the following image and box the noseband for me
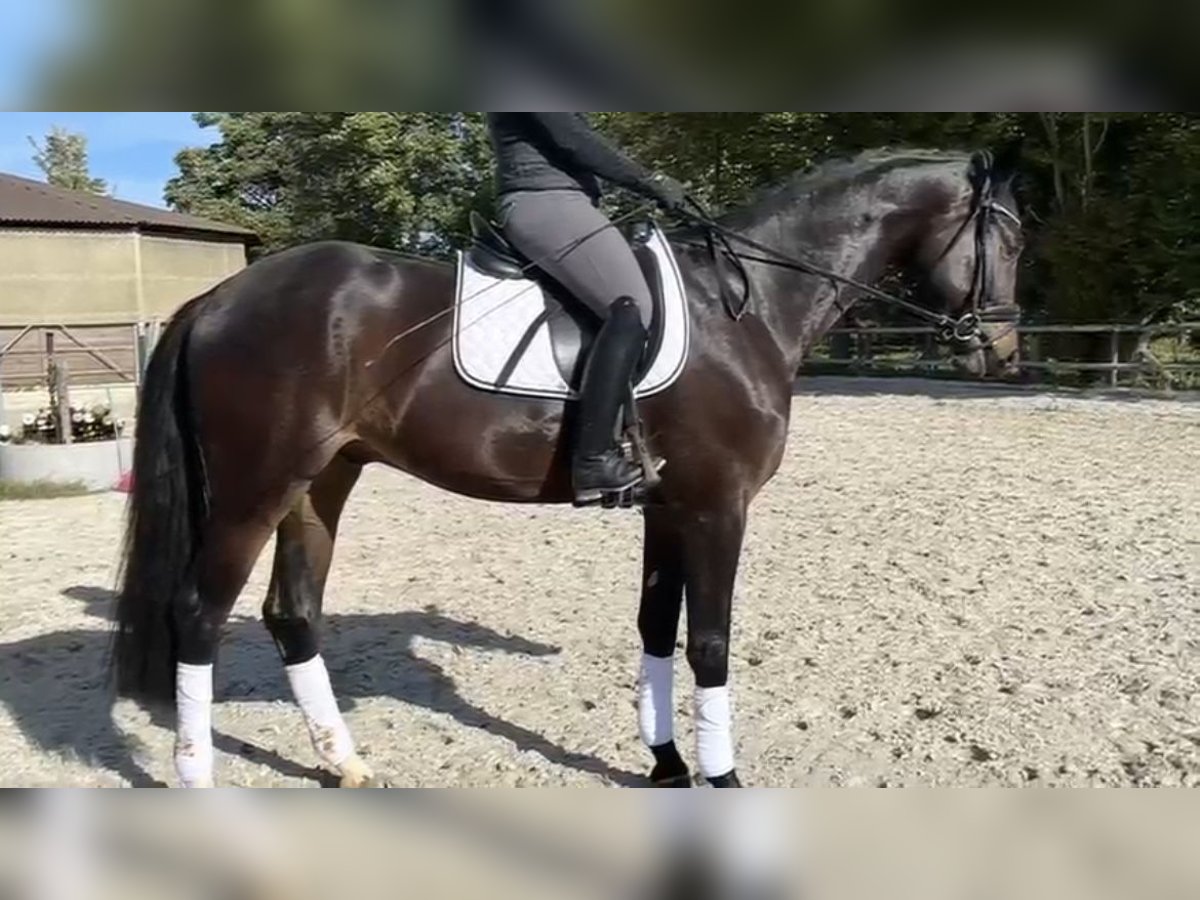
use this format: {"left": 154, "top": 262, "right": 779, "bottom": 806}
{"left": 932, "top": 177, "right": 1022, "bottom": 357}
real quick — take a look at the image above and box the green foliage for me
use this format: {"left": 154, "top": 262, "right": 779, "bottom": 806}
{"left": 28, "top": 127, "right": 109, "bottom": 195}
{"left": 166, "top": 113, "right": 491, "bottom": 257}
{"left": 602, "top": 112, "right": 1200, "bottom": 324}
{"left": 165, "top": 112, "right": 1200, "bottom": 323}
{"left": 0, "top": 480, "right": 91, "bottom": 501}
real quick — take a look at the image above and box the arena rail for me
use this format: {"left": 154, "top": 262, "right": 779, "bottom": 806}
{"left": 806, "top": 321, "right": 1200, "bottom": 388}
{"left": 0, "top": 321, "right": 162, "bottom": 390}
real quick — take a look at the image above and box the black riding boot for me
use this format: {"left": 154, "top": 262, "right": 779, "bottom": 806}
{"left": 573, "top": 297, "right": 651, "bottom": 503}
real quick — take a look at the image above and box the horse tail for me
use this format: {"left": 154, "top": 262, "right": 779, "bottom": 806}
{"left": 112, "top": 292, "right": 212, "bottom": 705}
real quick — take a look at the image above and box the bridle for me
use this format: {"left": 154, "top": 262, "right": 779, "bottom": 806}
{"left": 929, "top": 166, "right": 1023, "bottom": 358}
{"left": 678, "top": 159, "right": 1022, "bottom": 356}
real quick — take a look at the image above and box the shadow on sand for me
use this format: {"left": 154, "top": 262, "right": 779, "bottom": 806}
{"left": 0, "top": 586, "right": 644, "bottom": 787}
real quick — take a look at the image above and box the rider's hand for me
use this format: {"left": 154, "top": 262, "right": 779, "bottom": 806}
{"left": 649, "top": 173, "right": 688, "bottom": 214}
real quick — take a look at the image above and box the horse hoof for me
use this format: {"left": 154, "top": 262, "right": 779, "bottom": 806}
{"left": 650, "top": 760, "right": 692, "bottom": 788}
{"left": 649, "top": 740, "right": 691, "bottom": 787}
{"left": 337, "top": 754, "right": 387, "bottom": 788}
{"left": 706, "top": 769, "right": 742, "bottom": 788}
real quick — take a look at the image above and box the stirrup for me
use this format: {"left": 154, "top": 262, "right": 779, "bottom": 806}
{"left": 572, "top": 458, "right": 665, "bottom": 508}
{"left": 572, "top": 464, "right": 644, "bottom": 507}
{"left": 573, "top": 482, "right": 644, "bottom": 509}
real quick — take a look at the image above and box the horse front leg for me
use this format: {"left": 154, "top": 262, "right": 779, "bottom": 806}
{"left": 636, "top": 508, "right": 690, "bottom": 786}
{"left": 680, "top": 500, "right": 746, "bottom": 787}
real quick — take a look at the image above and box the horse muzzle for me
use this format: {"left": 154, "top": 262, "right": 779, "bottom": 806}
{"left": 950, "top": 318, "right": 1020, "bottom": 378}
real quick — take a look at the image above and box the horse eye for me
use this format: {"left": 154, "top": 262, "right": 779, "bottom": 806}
{"left": 997, "top": 235, "right": 1021, "bottom": 261}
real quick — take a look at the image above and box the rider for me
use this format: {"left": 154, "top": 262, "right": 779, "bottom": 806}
{"left": 486, "top": 113, "right": 687, "bottom": 501}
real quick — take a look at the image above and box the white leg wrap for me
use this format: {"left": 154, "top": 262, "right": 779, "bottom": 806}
{"left": 286, "top": 655, "right": 354, "bottom": 768}
{"left": 175, "top": 663, "right": 215, "bottom": 788}
{"left": 694, "top": 685, "right": 734, "bottom": 778}
{"left": 637, "top": 654, "right": 675, "bottom": 747}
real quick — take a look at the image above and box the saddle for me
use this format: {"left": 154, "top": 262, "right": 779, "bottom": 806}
{"left": 454, "top": 212, "right": 690, "bottom": 507}
{"left": 465, "top": 211, "right": 668, "bottom": 389}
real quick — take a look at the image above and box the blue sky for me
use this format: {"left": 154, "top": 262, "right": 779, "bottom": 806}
{"left": 0, "top": 112, "right": 217, "bottom": 209}
{"left": 0, "top": 1, "right": 70, "bottom": 106}
{"left": 3, "top": 6, "right": 217, "bottom": 207}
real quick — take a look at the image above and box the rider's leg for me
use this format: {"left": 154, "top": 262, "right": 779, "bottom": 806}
{"left": 497, "top": 190, "right": 653, "bottom": 326}
{"left": 497, "top": 190, "right": 657, "bottom": 498}
{"left": 571, "top": 297, "right": 648, "bottom": 501}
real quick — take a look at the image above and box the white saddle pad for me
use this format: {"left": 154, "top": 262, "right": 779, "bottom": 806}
{"left": 452, "top": 223, "right": 689, "bottom": 400}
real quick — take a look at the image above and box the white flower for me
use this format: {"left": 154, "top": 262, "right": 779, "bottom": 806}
{"left": 0, "top": 425, "right": 11, "bottom": 440}
{"left": 22, "top": 414, "right": 35, "bottom": 426}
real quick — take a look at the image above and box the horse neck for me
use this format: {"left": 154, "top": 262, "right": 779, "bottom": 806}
{"left": 728, "top": 164, "right": 947, "bottom": 375}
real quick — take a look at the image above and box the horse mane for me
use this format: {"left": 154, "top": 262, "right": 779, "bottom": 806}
{"left": 793, "top": 147, "right": 969, "bottom": 184}
{"left": 723, "top": 147, "right": 971, "bottom": 225}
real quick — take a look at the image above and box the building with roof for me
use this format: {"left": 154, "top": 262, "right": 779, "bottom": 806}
{"left": 0, "top": 172, "right": 256, "bottom": 327}
{"left": 0, "top": 172, "right": 257, "bottom": 389}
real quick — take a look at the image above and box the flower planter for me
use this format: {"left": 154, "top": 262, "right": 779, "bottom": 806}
{"left": 0, "top": 438, "right": 134, "bottom": 491}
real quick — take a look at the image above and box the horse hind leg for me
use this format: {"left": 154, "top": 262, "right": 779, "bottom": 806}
{"left": 174, "top": 514, "right": 281, "bottom": 787}
{"left": 261, "top": 456, "right": 375, "bottom": 787}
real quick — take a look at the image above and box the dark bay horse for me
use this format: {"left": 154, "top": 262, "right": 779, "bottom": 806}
{"left": 114, "top": 149, "right": 1023, "bottom": 787}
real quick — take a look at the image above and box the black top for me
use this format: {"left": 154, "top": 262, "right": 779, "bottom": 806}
{"left": 487, "top": 113, "right": 665, "bottom": 203}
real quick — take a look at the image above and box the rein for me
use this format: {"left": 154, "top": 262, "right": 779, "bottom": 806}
{"left": 679, "top": 180, "right": 1022, "bottom": 349}
{"left": 367, "top": 161, "right": 1022, "bottom": 371}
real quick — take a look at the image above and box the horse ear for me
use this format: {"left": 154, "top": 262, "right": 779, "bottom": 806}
{"left": 968, "top": 150, "right": 994, "bottom": 191}
{"left": 991, "top": 136, "right": 1024, "bottom": 183}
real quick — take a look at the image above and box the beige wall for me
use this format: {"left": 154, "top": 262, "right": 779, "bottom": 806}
{"left": 0, "top": 228, "right": 247, "bottom": 326}
{"left": 138, "top": 234, "right": 248, "bottom": 317}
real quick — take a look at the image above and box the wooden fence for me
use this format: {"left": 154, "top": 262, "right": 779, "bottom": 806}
{"left": 5, "top": 319, "right": 1197, "bottom": 396}
{"left": 0, "top": 322, "right": 162, "bottom": 390}
{"left": 806, "top": 322, "right": 1200, "bottom": 387}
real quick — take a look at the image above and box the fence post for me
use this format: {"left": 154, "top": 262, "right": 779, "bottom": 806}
{"left": 1109, "top": 328, "right": 1120, "bottom": 388}
{"left": 49, "top": 358, "right": 73, "bottom": 445}
{"left": 831, "top": 329, "right": 852, "bottom": 363}
{"left": 42, "top": 328, "right": 52, "bottom": 388}
{"left": 134, "top": 323, "right": 147, "bottom": 389}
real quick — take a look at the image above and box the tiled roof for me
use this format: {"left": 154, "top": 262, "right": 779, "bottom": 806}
{"left": 0, "top": 172, "right": 255, "bottom": 239}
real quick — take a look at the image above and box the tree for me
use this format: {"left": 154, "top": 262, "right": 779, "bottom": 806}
{"left": 28, "top": 127, "right": 109, "bottom": 194}
{"left": 166, "top": 113, "right": 491, "bottom": 257}
{"left": 165, "top": 112, "right": 1200, "bottom": 326}
{"left": 602, "top": 112, "right": 1200, "bottom": 325}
